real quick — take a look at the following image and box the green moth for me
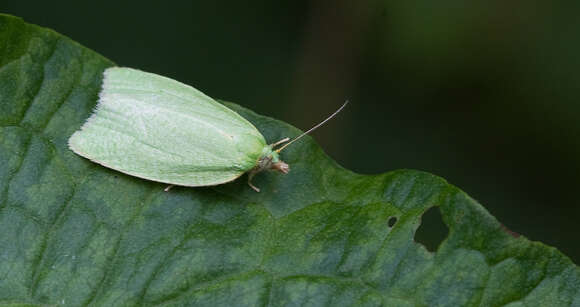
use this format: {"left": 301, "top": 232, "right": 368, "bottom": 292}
{"left": 69, "top": 67, "right": 346, "bottom": 192}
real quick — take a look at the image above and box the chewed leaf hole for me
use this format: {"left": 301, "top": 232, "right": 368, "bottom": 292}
{"left": 387, "top": 216, "right": 397, "bottom": 227}
{"left": 414, "top": 206, "right": 448, "bottom": 252}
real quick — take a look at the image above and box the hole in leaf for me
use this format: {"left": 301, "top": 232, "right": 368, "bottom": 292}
{"left": 414, "top": 206, "right": 448, "bottom": 252}
{"left": 387, "top": 216, "right": 397, "bottom": 227}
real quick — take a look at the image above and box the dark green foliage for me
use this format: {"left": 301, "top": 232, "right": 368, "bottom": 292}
{"left": 0, "top": 14, "right": 578, "bottom": 306}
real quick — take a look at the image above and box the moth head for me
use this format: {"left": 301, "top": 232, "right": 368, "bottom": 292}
{"left": 257, "top": 146, "right": 290, "bottom": 174}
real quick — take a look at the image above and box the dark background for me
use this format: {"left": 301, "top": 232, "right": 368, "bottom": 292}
{"left": 5, "top": 1, "right": 579, "bottom": 263}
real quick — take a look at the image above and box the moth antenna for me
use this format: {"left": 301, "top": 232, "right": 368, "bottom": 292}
{"left": 276, "top": 100, "right": 349, "bottom": 153}
{"left": 270, "top": 137, "right": 290, "bottom": 148}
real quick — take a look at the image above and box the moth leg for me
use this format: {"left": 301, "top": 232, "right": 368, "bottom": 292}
{"left": 247, "top": 170, "right": 260, "bottom": 192}
{"left": 270, "top": 137, "right": 290, "bottom": 149}
{"left": 164, "top": 185, "right": 174, "bottom": 192}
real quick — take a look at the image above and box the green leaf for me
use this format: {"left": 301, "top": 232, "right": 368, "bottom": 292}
{"left": 1, "top": 14, "right": 579, "bottom": 306}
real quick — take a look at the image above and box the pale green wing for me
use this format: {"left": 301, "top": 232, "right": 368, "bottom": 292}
{"left": 69, "top": 67, "right": 267, "bottom": 187}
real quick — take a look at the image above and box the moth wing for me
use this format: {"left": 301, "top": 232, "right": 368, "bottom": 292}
{"left": 69, "top": 67, "right": 267, "bottom": 187}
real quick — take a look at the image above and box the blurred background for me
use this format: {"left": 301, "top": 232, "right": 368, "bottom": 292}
{"left": 5, "top": 1, "right": 579, "bottom": 263}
